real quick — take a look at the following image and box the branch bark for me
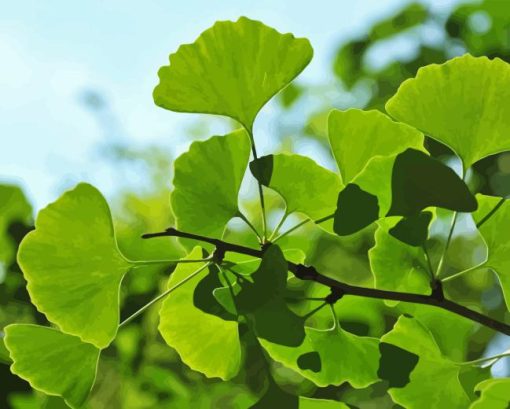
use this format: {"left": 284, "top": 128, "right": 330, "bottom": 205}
{"left": 142, "top": 227, "right": 510, "bottom": 336}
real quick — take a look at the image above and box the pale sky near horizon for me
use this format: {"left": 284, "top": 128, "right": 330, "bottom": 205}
{"left": 1, "top": 0, "right": 459, "bottom": 210}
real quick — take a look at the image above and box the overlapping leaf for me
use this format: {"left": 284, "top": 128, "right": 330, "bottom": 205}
{"left": 250, "top": 153, "right": 342, "bottom": 220}
{"left": 171, "top": 130, "right": 251, "bottom": 242}
{"left": 470, "top": 378, "right": 510, "bottom": 408}
{"left": 386, "top": 54, "right": 510, "bottom": 169}
{"left": 159, "top": 247, "right": 242, "bottom": 380}
{"left": 17, "top": 183, "right": 132, "bottom": 348}
{"left": 4, "top": 324, "right": 99, "bottom": 409}
{"left": 381, "top": 315, "right": 486, "bottom": 409}
{"left": 154, "top": 17, "right": 313, "bottom": 130}
{"left": 473, "top": 195, "right": 510, "bottom": 310}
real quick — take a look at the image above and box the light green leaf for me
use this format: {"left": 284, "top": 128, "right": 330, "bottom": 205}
{"left": 154, "top": 17, "right": 313, "bottom": 130}
{"left": 470, "top": 378, "right": 510, "bottom": 409}
{"left": 17, "top": 183, "right": 131, "bottom": 348}
{"left": 250, "top": 153, "right": 342, "bottom": 219}
{"left": 260, "top": 321, "right": 380, "bottom": 388}
{"left": 381, "top": 315, "right": 476, "bottom": 409}
{"left": 4, "top": 324, "right": 99, "bottom": 409}
{"left": 386, "top": 54, "right": 510, "bottom": 169}
{"left": 171, "top": 129, "right": 251, "bottom": 241}
{"left": 473, "top": 195, "right": 510, "bottom": 310}
{"left": 300, "top": 397, "right": 349, "bottom": 408}
{"left": 328, "top": 109, "right": 423, "bottom": 183}
{"left": 369, "top": 220, "right": 430, "bottom": 301}
{"left": 0, "top": 184, "right": 31, "bottom": 267}
{"left": 159, "top": 247, "right": 242, "bottom": 380}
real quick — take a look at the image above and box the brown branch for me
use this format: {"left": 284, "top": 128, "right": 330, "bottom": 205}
{"left": 142, "top": 227, "right": 510, "bottom": 336}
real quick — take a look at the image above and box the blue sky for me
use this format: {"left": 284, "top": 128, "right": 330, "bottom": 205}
{"left": 0, "top": 0, "right": 458, "bottom": 209}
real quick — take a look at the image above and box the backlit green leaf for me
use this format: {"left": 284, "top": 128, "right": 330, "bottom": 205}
{"left": 470, "top": 378, "right": 510, "bottom": 409}
{"left": 171, "top": 129, "right": 251, "bottom": 242}
{"left": 17, "top": 183, "right": 131, "bottom": 348}
{"left": 381, "top": 315, "right": 479, "bottom": 409}
{"left": 388, "top": 149, "right": 477, "bottom": 216}
{"left": 386, "top": 54, "right": 510, "bottom": 169}
{"left": 473, "top": 195, "right": 510, "bottom": 310}
{"left": 328, "top": 109, "right": 423, "bottom": 183}
{"left": 250, "top": 153, "right": 342, "bottom": 220}
{"left": 154, "top": 17, "right": 313, "bottom": 130}
{"left": 260, "top": 320, "right": 380, "bottom": 388}
{"left": 4, "top": 324, "right": 99, "bottom": 409}
{"left": 159, "top": 247, "right": 242, "bottom": 380}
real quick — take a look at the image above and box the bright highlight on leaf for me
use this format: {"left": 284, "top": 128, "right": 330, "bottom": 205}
{"left": 386, "top": 54, "right": 510, "bottom": 169}
{"left": 250, "top": 153, "right": 342, "bottom": 220}
{"left": 4, "top": 324, "right": 99, "bottom": 409}
{"left": 328, "top": 108, "right": 424, "bottom": 183}
{"left": 154, "top": 17, "right": 313, "bottom": 130}
{"left": 159, "top": 247, "right": 242, "bottom": 380}
{"left": 171, "top": 130, "right": 251, "bottom": 242}
{"left": 17, "top": 183, "right": 131, "bottom": 348}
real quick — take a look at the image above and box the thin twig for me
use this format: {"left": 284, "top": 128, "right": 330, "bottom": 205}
{"left": 142, "top": 227, "right": 510, "bottom": 336}
{"left": 476, "top": 197, "right": 506, "bottom": 229}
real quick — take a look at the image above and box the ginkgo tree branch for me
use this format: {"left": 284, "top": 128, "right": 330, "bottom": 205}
{"left": 142, "top": 227, "right": 510, "bottom": 336}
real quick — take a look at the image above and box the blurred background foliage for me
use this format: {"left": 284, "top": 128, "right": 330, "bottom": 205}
{"left": 2, "top": 0, "right": 510, "bottom": 407}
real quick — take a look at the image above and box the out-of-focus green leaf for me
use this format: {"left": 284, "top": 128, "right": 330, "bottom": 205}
{"left": 381, "top": 315, "right": 483, "bottom": 409}
{"left": 369, "top": 3, "right": 428, "bottom": 40}
{"left": 17, "top": 183, "right": 131, "bottom": 348}
{"left": 171, "top": 130, "right": 251, "bottom": 242}
{"left": 470, "top": 378, "right": 510, "bottom": 408}
{"left": 154, "top": 17, "right": 313, "bottom": 130}
{"left": 260, "top": 320, "right": 380, "bottom": 388}
{"left": 473, "top": 195, "right": 510, "bottom": 310}
{"left": 388, "top": 149, "right": 477, "bottom": 216}
{"left": 237, "top": 245, "right": 305, "bottom": 346}
{"left": 333, "top": 184, "right": 379, "bottom": 236}
{"left": 250, "top": 154, "right": 342, "bottom": 220}
{"left": 386, "top": 55, "right": 510, "bottom": 169}
{"left": 4, "top": 324, "right": 99, "bottom": 409}
{"left": 328, "top": 109, "right": 423, "bottom": 183}
{"left": 159, "top": 247, "right": 242, "bottom": 380}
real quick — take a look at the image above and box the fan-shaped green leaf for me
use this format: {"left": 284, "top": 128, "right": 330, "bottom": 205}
{"left": 237, "top": 245, "right": 305, "bottom": 346}
{"left": 388, "top": 149, "right": 477, "bottom": 216}
{"left": 154, "top": 17, "right": 313, "bottom": 130}
{"left": 171, "top": 129, "right": 251, "bottom": 242}
{"left": 250, "top": 153, "right": 342, "bottom": 220}
{"left": 4, "top": 324, "right": 99, "bottom": 409}
{"left": 381, "top": 315, "right": 480, "bottom": 409}
{"left": 260, "top": 321, "right": 380, "bottom": 388}
{"left": 369, "top": 220, "right": 430, "bottom": 301}
{"left": 159, "top": 247, "right": 242, "bottom": 380}
{"left": 328, "top": 109, "right": 423, "bottom": 183}
{"left": 389, "top": 211, "right": 432, "bottom": 246}
{"left": 17, "top": 183, "right": 131, "bottom": 348}
{"left": 386, "top": 54, "right": 510, "bottom": 169}
{"left": 470, "top": 378, "right": 510, "bottom": 409}
{"left": 333, "top": 184, "right": 379, "bottom": 236}
{"left": 473, "top": 195, "right": 510, "bottom": 310}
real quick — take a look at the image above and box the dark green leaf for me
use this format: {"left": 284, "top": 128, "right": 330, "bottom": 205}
{"left": 389, "top": 211, "right": 432, "bottom": 246}
{"left": 333, "top": 184, "right": 379, "bottom": 236}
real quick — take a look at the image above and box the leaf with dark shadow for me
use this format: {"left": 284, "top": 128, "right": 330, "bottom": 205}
{"left": 333, "top": 184, "right": 379, "bottom": 236}
{"left": 389, "top": 211, "right": 432, "bottom": 246}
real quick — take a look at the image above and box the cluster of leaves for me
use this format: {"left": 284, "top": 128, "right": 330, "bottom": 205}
{"left": 3, "top": 15, "right": 510, "bottom": 409}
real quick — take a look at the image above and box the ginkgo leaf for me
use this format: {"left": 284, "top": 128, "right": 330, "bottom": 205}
{"left": 237, "top": 245, "right": 305, "bottom": 346}
{"left": 260, "top": 321, "right": 380, "bottom": 388}
{"left": 386, "top": 54, "right": 510, "bottom": 169}
{"left": 328, "top": 109, "right": 424, "bottom": 183}
{"left": 381, "top": 315, "right": 483, "bottom": 409}
{"left": 4, "top": 324, "right": 99, "bottom": 409}
{"left": 470, "top": 378, "right": 510, "bottom": 409}
{"left": 171, "top": 130, "right": 251, "bottom": 242}
{"left": 159, "top": 247, "right": 242, "bottom": 380}
{"left": 388, "top": 149, "right": 477, "bottom": 216}
{"left": 389, "top": 211, "right": 433, "bottom": 246}
{"left": 0, "top": 184, "right": 32, "bottom": 266}
{"left": 154, "top": 17, "right": 313, "bottom": 130}
{"left": 369, "top": 220, "right": 430, "bottom": 301}
{"left": 473, "top": 195, "right": 510, "bottom": 310}
{"left": 250, "top": 154, "right": 342, "bottom": 220}
{"left": 333, "top": 184, "right": 379, "bottom": 236}
{"left": 17, "top": 183, "right": 132, "bottom": 348}
{"left": 300, "top": 397, "right": 349, "bottom": 408}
